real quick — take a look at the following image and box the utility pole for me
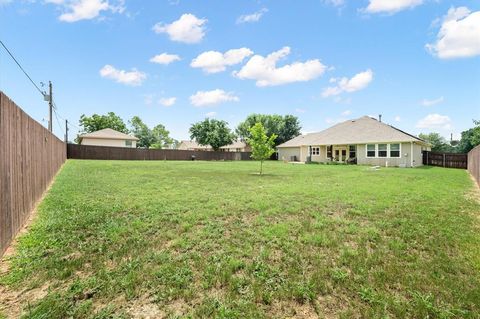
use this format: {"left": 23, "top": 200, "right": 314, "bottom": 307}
{"left": 65, "top": 119, "right": 69, "bottom": 143}
{"left": 48, "top": 81, "right": 53, "bottom": 132}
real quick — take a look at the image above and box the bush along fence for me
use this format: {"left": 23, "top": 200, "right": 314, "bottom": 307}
{"left": 422, "top": 151, "right": 467, "bottom": 169}
{"left": 67, "top": 144, "right": 252, "bottom": 161}
{"left": 0, "top": 92, "right": 66, "bottom": 256}
{"left": 468, "top": 145, "right": 480, "bottom": 187}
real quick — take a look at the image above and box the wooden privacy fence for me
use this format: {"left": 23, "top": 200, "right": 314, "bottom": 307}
{"left": 67, "top": 144, "right": 252, "bottom": 161}
{"left": 0, "top": 92, "right": 66, "bottom": 255}
{"left": 468, "top": 145, "right": 480, "bottom": 187}
{"left": 422, "top": 151, "right": 467, "bottom": 169}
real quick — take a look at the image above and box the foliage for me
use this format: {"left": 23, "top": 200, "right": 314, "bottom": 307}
{"left": 76, "top": 112, "right": 128, "bottom": 142}
{"left": 129, "top": 116, "right": 155, "bottom": 148}
{"left": 457, "top": 120, "right": 480, "bottom": 153}
{"left": 247, "top": 122, "right": 276, "bottom": 175}
{"left": 129, "top": 116, "right": 176, "bottom": 149}
{"left": 189, "top": 118, "right": 235, "bottom": 151}
{"left": 420, "top": 120, "right": 480, "bottom": 154}
{"left": 236, "top": 114, "right": 301, "bottom": 146}
{"left": 419, "top": 133, "right": 455, "bottom": 152}
{"left": 150, "top": 124, "right": 177, "bottom": 149}
{"left": 1, "top": 161, "right": 479, "bottom": 318}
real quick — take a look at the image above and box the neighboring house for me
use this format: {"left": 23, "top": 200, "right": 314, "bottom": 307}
{"left": 78, "top": 128, "right": 139, "bottom": 148}
{"left": 277, "top": 116, "right": 431, "bottom": 167}
{"left": 177, "top": 140, "right": 251, "bottom": 152}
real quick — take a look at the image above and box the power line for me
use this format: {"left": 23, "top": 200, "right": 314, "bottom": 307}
{"left": 0, "top": 39, "right": 45, "bottom": 97}
{"left": 53, "top": 108, "right": 64, "bottom": 137}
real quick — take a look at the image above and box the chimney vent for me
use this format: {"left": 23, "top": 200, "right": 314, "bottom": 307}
{"left": 379, "top": 114, "right": 382, "bottom": 122}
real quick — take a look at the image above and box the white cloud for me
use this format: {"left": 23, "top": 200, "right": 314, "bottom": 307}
{"left": 191, "top": 48, "right": 253, "bottom": 73}
{"left": 150, "top": 53, "right": 180, "bottom": 65}
{"left": 99, "top": 65, "right": 146, "bottom": 86}
{"left": 364, "top": 0, "right": 423, "bottom": 14}
{"left": 341, "top": 110, "right": 352, "bottom": 116}
{"left": 205, "top": 111, "right": 217, "bottom": 118}
{"left": 295, "top": 108, "right": 306, "bottom": 114}
{"left": 158, "top": 97, "right": 176, "bottom": 107}
{"left": 233, "top": 47, "right": 326, "bottom": 87}
{"left": 394, "top": 115, "right": 401, "bottom": 122}
{"left": 426, "top": 7, "right": 480, "bottom": 59}
{"left": 56, "top": 0, "right": 118, "bottom": 22}
{"left": 153, "top": 13, "right": 207, "bottom": 44}
{"left": 416, "top": 113, "right": 452, "bottom": 130}
{"left": 421, "top": 96, "right": 444, "bottom": 106}
{"left": 322, "top": 69, "right": 373, "bottom": 97}
{"left": 190, "top": 89, "right": 239, "bottom": 107}
{"left": 236, "top": 8, "right": 268, "bottom": 24}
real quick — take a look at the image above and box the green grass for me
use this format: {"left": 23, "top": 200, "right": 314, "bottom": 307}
{"left": 1, "top": 160, "right": 479, "bottom": 318}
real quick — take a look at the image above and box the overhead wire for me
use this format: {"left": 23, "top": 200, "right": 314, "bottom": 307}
{"left": 0, "top": 39, "right": 45, "bottom": 97}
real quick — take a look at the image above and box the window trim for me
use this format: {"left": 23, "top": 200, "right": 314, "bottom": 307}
{"left": 311, "top": 147, "right": 320, "bottom": 156}
{"left": 365, "top": 143, "right": 402, "bottom": 159}
{"left": 366, "top": 144, "right": 376, "bottom": 158}
{"left": 389, "top": 143, "right": 401, "bottom": 158}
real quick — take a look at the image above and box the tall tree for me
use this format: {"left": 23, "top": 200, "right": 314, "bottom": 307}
{"left": 248, "top": 122, "right": 277, "bottom": 175}
{"left": 419, "top": 133, "right": 454, "bottom": 152}
{"left": 78, "top": 112, "right": 129, "bottom": 134}
{"left": 236, "top": 114, "right": 301, "bottom": 146}
{"left": 151, "top": 124, "right": 176, "bottom": 149}
{"left": 457, "top": 120, "right": 480, "bottom": 153}
{"left": 129, "top": 116, "right": 155, "bottom": 148}
{"left": 189, "top": 118, "right": 235, "bottom": 151}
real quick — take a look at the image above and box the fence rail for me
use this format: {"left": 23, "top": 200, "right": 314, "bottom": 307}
{"left": 0, "top": 92, "right": 66, "bottom": 255}
{"left": 468, "top": 145, "right": 480, "bottom": 187}
{"left": 422, "top": 151, "right": 467, "bottom": 169}
{"left": 67, "top": 144, "right": 252, "bottom": 161}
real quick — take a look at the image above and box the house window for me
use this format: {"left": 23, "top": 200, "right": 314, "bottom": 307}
{"left": 125, "top": 140, "right": 132, "bottom": 147}
{"left": 311, "top": 147, "right": 320, "bottom": 155}
{"left": 327, "top": 145, "right": 332, "bottom": 159}
{"left": 349, "top": 145, "right": 356, "bottom": 158}
{"left": 390, "top": 143, "right": 400, "bottom": 157}
{"left": 378, "top": 144, "right": 387, "bottom": 157}
{"left": 367, "top": 144, "right": 375, "bottom": 157}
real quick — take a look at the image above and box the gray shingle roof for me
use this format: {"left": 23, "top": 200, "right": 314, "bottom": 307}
{"left": 79, "top": 128, "right": 139, "bottom": 141}
{"left": 277, "top": 116, "right": 426, "bottom": 147}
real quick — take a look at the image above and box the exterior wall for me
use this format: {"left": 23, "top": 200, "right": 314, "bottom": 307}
{"left": 357, "top": 142, "right": 425, "bottom": 167}
{"left": 81, "top": 138, "right": 136, "bottom": 148}
{"left": 278, "top": 147, "right": 301, "bottom": 161}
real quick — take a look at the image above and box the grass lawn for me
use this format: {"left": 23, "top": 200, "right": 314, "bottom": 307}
{"left": 1, "top": 160, "right": 480, "bottom": 318}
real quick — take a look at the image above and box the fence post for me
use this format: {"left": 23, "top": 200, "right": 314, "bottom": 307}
{"left": 443, "top": 153, "right": 446, "bottom": 167}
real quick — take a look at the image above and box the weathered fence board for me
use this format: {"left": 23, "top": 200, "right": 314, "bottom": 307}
{"left": 422, "top": 151, "right": 467, "bottom": 169}
{"left": 67, "top": 144, "right": 252, "bottom": 161}
{"left": 0, "top": 92, "right": 66, "bottom": 256}
{"left": 468, "top": 145, "right": 480, "bottom": 187}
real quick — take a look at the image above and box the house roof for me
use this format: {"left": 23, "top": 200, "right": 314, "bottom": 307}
{"left": 79, "top": 128, "right": 139, "bottom": 141}
{"left": 277, "top": 116, "right": 427, "bottom": 147}
{"left": 179, "top": 140, "right": 247, "bottom": 149}
{"left": 178, "top": 140, "right": 211, "bottom": 150}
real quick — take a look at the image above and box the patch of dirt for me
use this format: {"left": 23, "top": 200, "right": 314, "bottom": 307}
{"left": 268, "top": 300, "right": 318, "bottom": 319}
{"left": 0, "top": 283, "right": 51, "bottom": 318}
{"left": 466, "top": 174, "right": 480, "bottom": 205}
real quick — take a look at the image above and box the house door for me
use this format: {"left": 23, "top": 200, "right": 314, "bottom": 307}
{"left": 334, "top": 146, "right": 348, "bottom": 162}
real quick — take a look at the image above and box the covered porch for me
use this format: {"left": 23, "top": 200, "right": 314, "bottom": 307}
{"left": 302, "top": 144, "right": 357, "bottom": 163}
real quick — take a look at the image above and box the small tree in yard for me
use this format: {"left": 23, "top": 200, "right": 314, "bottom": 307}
{"left": 248, "top": 122, "right": 277, "bottom": 175}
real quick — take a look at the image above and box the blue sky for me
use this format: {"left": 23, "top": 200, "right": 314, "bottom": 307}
{"left": 1, "top": 0, "right": 479, "bottom": 142}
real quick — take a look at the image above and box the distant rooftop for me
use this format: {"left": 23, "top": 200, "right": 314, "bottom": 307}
{"left": 79, "top": 128, "right": 139, "bottom": 141}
